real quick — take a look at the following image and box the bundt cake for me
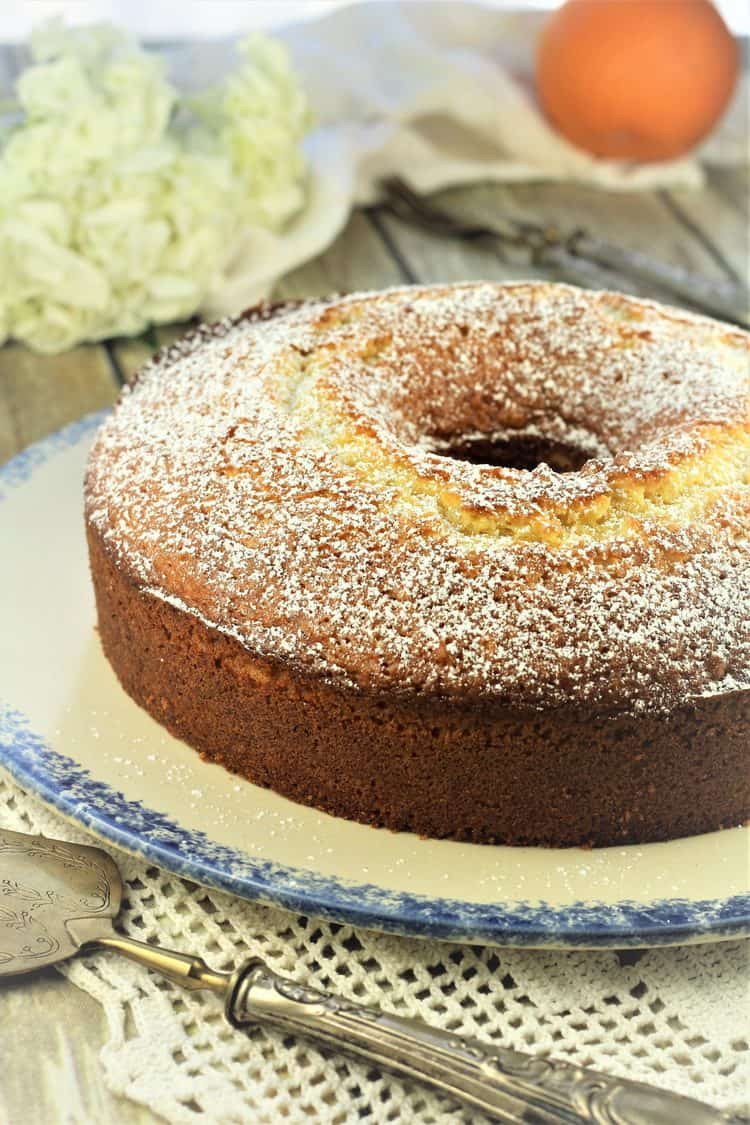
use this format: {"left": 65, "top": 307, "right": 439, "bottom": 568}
{"left": 85, "top": 282, "right": 750, "bottom": 846}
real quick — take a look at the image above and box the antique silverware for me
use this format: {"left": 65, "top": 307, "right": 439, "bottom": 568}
{"left": 0, "top": 826, "right": 742, "bottom": 1124}
{"left": 378, "top": 175, "right": 750, "bottom": 329}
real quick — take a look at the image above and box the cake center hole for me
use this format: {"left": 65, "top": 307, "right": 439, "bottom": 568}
{"left": 430, "top": 435, "right": 591, "bottom": 473}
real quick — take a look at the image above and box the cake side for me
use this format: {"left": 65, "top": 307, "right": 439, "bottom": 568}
{"left": 88, "top": 521, "right": 750, "bottom": 846}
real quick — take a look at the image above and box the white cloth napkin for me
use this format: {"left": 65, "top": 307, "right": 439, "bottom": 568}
{"left": 163, "top": 1, "right": 748, "bottom": 315}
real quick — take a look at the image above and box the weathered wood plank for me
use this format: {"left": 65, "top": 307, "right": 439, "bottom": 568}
{"left": 707, "top": 164, "right": 750, "bottom": 216}
{"left": 660, "top": 186, "right": 747, "bottom": 287}
{"left": 0, "top": 969, "right": 155, "bottom": 1125}
{"left": 274, "top": 210, "right": 406, "bottom": 299}
{"left": 369, "top": 190, "right": 533, "bottom": 286}
{"left": 0, "top": 345, "right": 119, "bottom": 464}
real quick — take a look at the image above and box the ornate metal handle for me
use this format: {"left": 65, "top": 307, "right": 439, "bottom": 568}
{"left": 227, "top": 959, "right": 741, "bottom": 1125}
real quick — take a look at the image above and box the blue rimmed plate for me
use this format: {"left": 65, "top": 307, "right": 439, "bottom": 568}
{"left": 1, "top": 414, "right": 748, "bottom": 947}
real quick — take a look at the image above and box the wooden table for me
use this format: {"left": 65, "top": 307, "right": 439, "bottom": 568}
{"left": 0, "top": 167, "right": 747, "bottom": 1123}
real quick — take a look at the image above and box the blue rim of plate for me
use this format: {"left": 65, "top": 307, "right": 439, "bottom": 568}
{"left": 1, "top": 413, "right": 749, "bottom": 947}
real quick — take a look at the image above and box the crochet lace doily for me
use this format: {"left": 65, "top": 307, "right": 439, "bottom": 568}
{"left": 2, "top": 774, "right": 748, "bottom": 1124}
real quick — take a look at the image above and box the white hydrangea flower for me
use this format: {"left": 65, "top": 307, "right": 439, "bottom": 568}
{"left": 29, "top": 20, "right": 125, "bottom": 66}
{"left": 16, "top": 56, "right": 93, "bottom": 118}
{"left": 0, "top": 21, "right": 311, "bottom": 353}
{"left": 202, "top": 35, "right": 312, "bottom": 229}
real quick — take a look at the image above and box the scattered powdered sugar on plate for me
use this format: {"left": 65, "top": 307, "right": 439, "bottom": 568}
{"left": 85, "top": 283, "right": 750, "bottom": 711}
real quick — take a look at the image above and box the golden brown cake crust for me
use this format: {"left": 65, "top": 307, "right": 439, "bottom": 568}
{"left": 85, "top": 283, "right": 750, "bottom": 846}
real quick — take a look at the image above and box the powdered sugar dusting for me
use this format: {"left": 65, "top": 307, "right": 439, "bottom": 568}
{"left": 85, "top": 283, "right": 750, "bottom": 710}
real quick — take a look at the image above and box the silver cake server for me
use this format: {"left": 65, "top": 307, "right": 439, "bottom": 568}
{"left": 0, "top": 826, "right": 742, "bottom": 1125}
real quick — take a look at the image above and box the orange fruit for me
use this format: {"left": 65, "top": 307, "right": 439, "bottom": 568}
{"left": 536, "top": 0, "right": 739, "bottom": 162}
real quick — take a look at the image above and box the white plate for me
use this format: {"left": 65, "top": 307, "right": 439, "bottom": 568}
{"left": 1, "top": 414, "right": 748, "bottom": 946}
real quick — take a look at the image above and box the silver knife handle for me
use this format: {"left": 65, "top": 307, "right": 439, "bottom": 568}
{"left": 226, "top": 959, "right": 740, "bottom": 1125}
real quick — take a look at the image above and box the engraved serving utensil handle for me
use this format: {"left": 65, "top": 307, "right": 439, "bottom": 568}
{"left": 2, "top": 828, "right": 742, "bottom": 1123}
{"left": 227, "top": 959, "right": 741, "bottom": 1125}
